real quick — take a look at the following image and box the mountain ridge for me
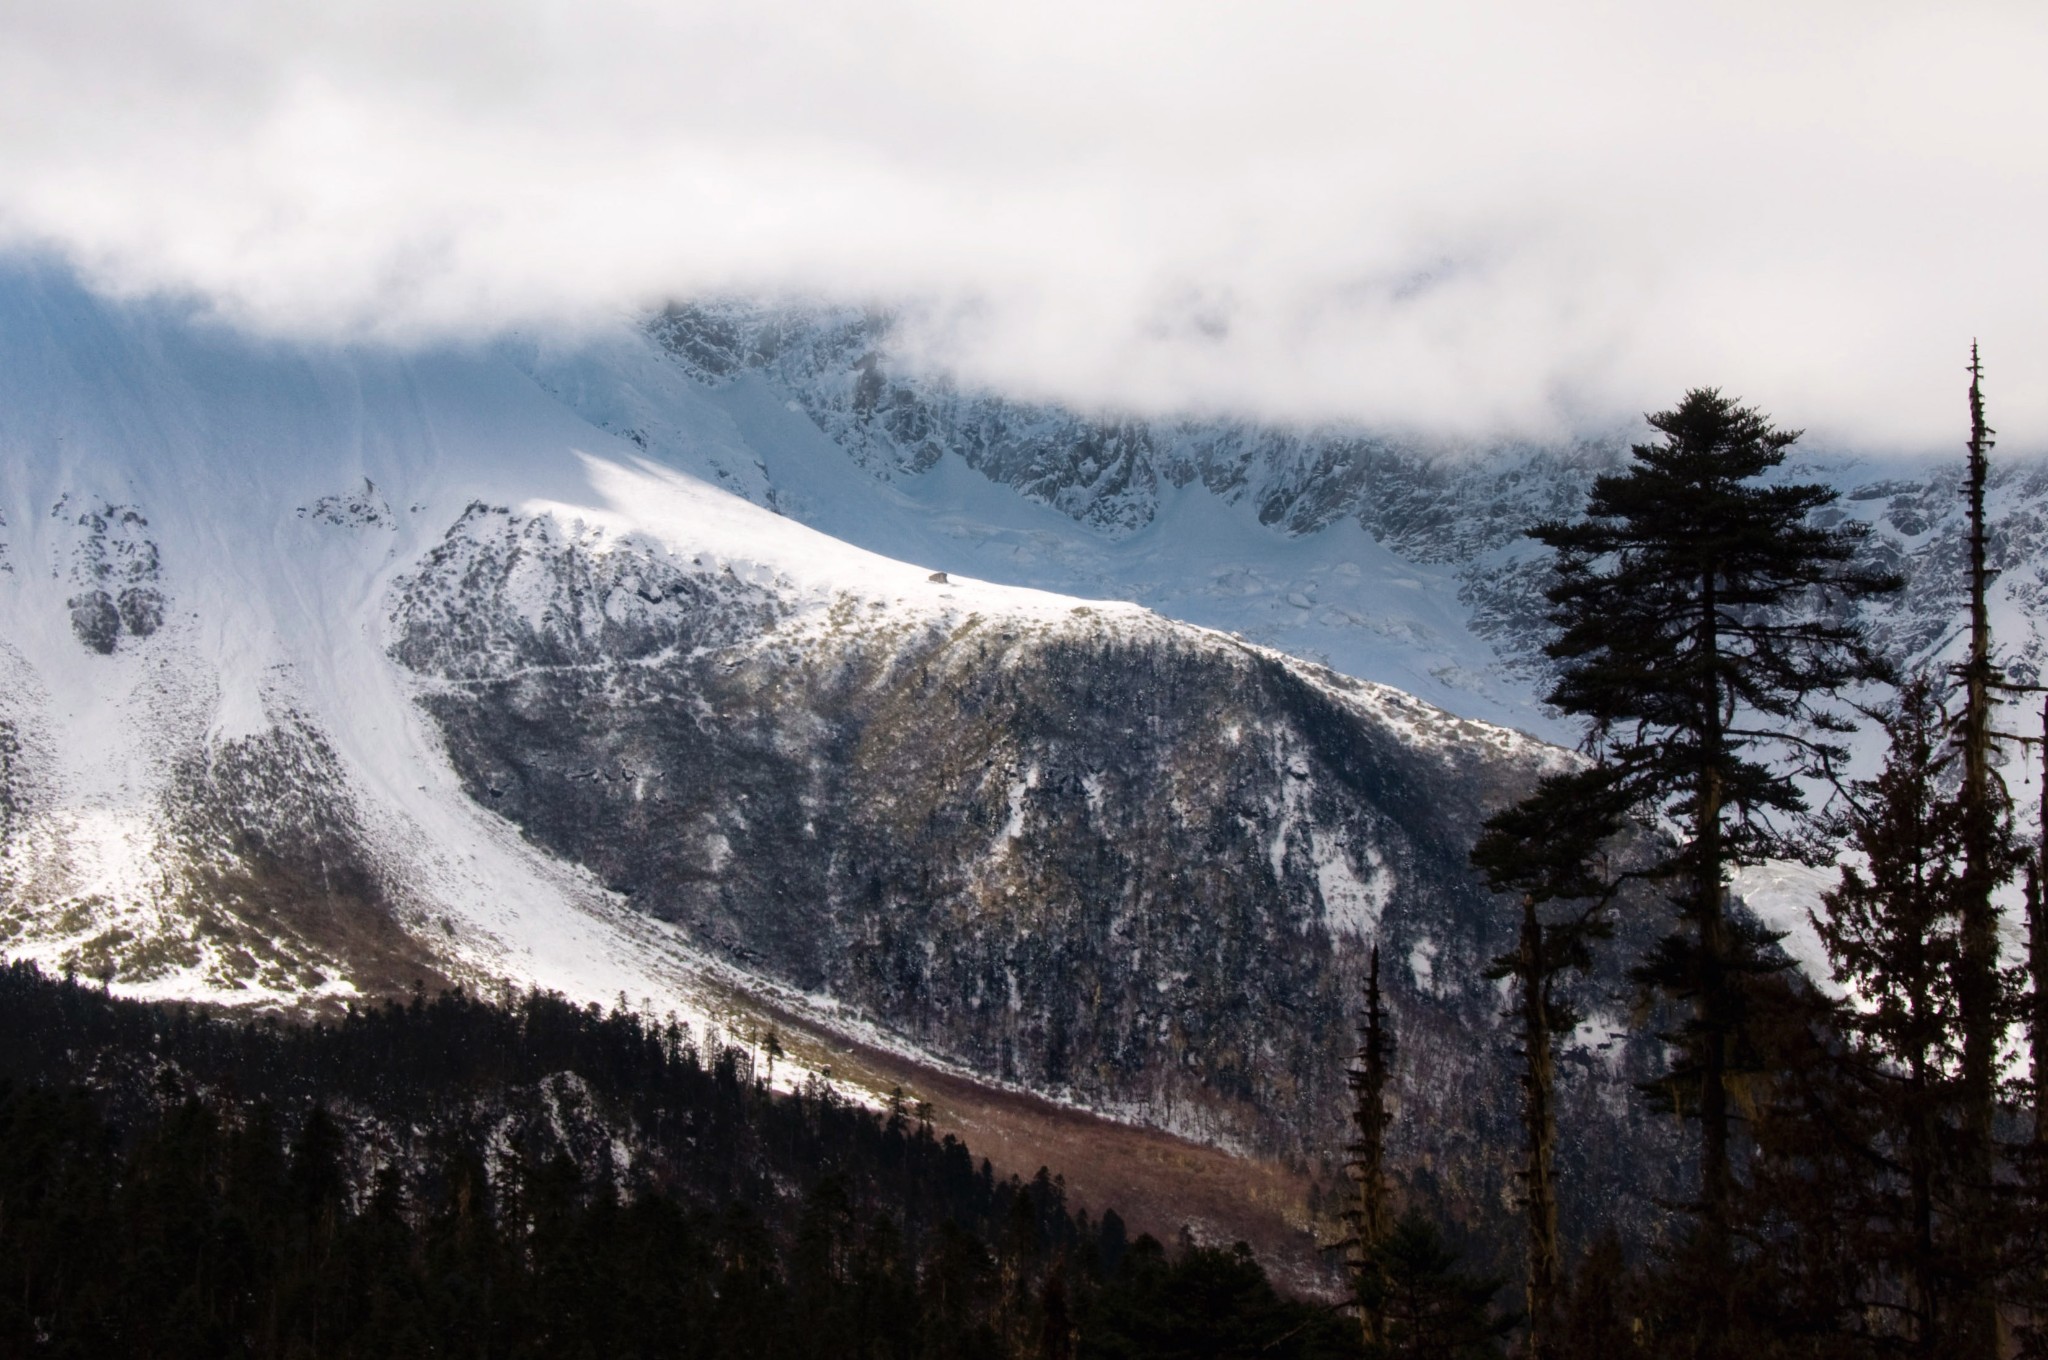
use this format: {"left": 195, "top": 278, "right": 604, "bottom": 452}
{"left": 10, "top": 263, "right": 2027, "bottom": 1267}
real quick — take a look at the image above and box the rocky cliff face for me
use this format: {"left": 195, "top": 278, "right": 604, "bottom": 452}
{"left": 391, "top": 503, "right": 1526, "bottom": 1150}
{"left": 642, "top": 301, "right": 2048, "bottom": 706}
{"left": 648, "top": 303, "right": 1609, "bottom": 557}
{"left": 381, "top": 498, "right": 1679, "bottom": 1241}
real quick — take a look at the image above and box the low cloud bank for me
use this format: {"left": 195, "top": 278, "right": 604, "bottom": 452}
{"left": 2, "top": 1, "right": 2042, "bottom": 446}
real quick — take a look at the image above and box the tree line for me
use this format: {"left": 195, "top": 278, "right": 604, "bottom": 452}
{"left": 0, "top": 964, "right": 1358, "bottom": 1359}
{"left": 1343, "top": 351, "right": 2048, "bottom": 1359}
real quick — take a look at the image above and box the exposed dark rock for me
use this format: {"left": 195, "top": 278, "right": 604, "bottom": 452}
{"left": 0, "top": 720, "right": 19, "bottom": 843}
{"left": 67, "top": 590, "right": 121, "bottom": 654}
{"left": 298, "top": 481, "right": 396, "bottom": 530}
{"left": 116, "top": 586, "right": 163, "bottom": 638}
{"left": 57, "top": 498, "right": 165, "bottom": 655}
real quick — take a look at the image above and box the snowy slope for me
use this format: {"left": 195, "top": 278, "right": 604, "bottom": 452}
{"left": 0, "top": 261, "right": 1567, "bottom": 1137}
{"left": 33, "top": 263, "right": 1981, "bottom": 1237}
{"left": 505, "top": 325, "right": 1554, "bottom": 738}
{"left": 0, "top": 270, "right": 699, "bottom": 1015}
{"left": 0, "top": 269, "right": 1101, "bottom": 1023}
{"left": 8, "top": 265, "right": 2035, "bottom": 1011}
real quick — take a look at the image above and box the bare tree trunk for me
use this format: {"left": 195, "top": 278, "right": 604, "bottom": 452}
{"left": 1907, "top": 1049, "right": 1940, "bottom": 1355}
{"left": 1347, "top": 947, "right": 1393, "bottom": 1350}
{"left": 1696, "top": 561, "right": 1733, "bottom": 1254}
{"left": 1517, "top": 897, "right": 1562, "bottom": 1356}
{"left": 1956, "top": 344, "right": 2003, "bottom": 1360}
{"left": 2033, "top": 869, "right": 2048, "bottom": 1152}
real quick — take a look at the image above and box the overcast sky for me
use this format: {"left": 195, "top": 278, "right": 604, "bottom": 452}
{"left": 1, "top": 0, "right": 2042, "bottom": 447}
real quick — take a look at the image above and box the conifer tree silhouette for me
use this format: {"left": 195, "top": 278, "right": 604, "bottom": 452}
{"left": 1472, "top": 765, "right": 1627, "bottom": 1355}
{"left": 1529, "top": 387, "right": 1898, "bottom": 1339}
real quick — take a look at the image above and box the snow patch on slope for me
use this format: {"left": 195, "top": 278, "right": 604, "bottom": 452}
{"left": 1316, "top": 839, "right": 1391, "bottom": 942}
{"left": 1730, "top": 862, "right": 1838, "bottom": 992}
{"left": 0, "top": 263, "right": 1538, "bottom": 1137}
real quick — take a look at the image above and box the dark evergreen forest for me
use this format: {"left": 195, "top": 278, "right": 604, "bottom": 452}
{"left": 0, "top": 963, "right": 1358, "bottom": 1359}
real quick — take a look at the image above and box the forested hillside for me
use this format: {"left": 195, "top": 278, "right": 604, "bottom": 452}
{"left": 0, "top": 964, "right": 1356, "bottom": 1359}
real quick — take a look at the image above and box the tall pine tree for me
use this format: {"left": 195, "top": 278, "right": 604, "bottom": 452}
{"left": 1949, "top": 345, "right": 2021, "bottom": 1360}
{"left": 1808, "top": 676, "right": 1978, "bottom": 1350}
{"left": 1530, "top": 389, "right": 1899, "bottom": 1310}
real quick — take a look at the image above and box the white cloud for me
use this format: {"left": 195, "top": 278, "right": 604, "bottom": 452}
{"left": 1, "top": 0, "right": 2043, "bottom": 446}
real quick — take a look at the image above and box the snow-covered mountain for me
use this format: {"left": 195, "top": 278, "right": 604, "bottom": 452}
{"left": 504, "top": 305, "right": 1596, "bottom": 740}
{"left": 0, "top": 264, "right": 1659, "bottom": 1251}
{"left": 616, "top": 300, "right": 2048, "bottom": 734}
{"left": 2, "top": 262, "right": 2036, "bottom": 1255}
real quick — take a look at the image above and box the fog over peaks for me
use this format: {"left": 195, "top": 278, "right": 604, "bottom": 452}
{"left": 2, "top": 0, "right": 2042, "bottom": 447}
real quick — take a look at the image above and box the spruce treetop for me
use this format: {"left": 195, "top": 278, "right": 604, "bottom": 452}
{"left": 1532, "top": 386, "right": 1900, "bottom": 864}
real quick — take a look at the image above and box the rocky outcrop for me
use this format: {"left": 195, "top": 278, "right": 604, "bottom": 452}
{"left": 648, "top": 303, "right": 1614, "bottom": 556}
{"left": 57, "top": 498, "right": 165, "bottom": 655}
{"left": 389, "top": 504, "right": 1681, "bottom": 1241}
{"left": 646, "top": 302, "right": 2048, "bottom": 698}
